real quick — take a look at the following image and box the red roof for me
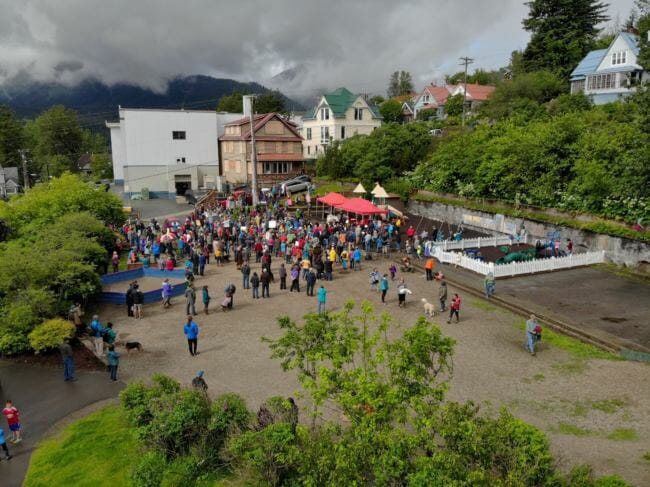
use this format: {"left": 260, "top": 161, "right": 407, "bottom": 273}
{"left": 338, "top": 197, "right": 387, "bottom": 215}
{"left": 316, "top": 192, "right": 348, "bottom": 207}
{"left": 256, "top": 153, "right": 304, "bottom": 161}
{"left": 462, "top": 83, "right": 495, "bottom": 101}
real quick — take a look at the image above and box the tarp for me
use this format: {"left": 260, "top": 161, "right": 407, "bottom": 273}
{"left": 317, "top": 192, "right": 349, "bottom": 207}
{"left": 353, "top": 183, "right": 367, "bottom": 194}
{"left": 338, "top": 197, "right": 388, "bottom": 215}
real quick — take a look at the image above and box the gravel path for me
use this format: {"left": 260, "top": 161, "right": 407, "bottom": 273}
{"left": 100, "top": 257, "right": 650, "bottom": 485}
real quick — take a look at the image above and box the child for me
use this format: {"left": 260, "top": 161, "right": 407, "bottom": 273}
{"left": 107, "top": 345, "right": 120, "bottom": 382}
{"left": 447, "top": 294, "right": 462, "bottom": 323}
{"left": 0, "top": 427, "right": 12, "bottom": 461}
{"left": 389, "top": 264, "right": 397, "bottom": 281}
{"left": 202, "top": 285, "right": 211, "bottom": 315}
{"left": 221, "top": 294, "right": 232, "bottom": 312}
{"left": 2, "top": 400, "right": 21, "bottom": 444}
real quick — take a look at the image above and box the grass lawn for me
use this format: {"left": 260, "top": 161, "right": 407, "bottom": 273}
{"left": 24, "top": 406, "right": 139, "bottom": 487}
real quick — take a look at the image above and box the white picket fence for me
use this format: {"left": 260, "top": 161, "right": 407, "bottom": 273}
{"left": 433, "top": 248, "right": 606, "bottom": 277}
{"left": 430, "top": 235, "right": 524, "bottom": 252}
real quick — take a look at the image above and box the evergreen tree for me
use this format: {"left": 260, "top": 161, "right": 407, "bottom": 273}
{"left": 522, "top": 0, "right": 609, "bottom": 79}
{"left": 0, "top": 106, "right": 24, "bottom": 170}
{"left": 387, "top": 71, "right": 414, "bottom": 97}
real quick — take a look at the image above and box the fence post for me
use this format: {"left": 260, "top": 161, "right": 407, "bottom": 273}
{"left": 444, "top": 240, "right": 447, "bottom": 251}
{"left": 477, "top": 237, "right": 481, "bottom": 248}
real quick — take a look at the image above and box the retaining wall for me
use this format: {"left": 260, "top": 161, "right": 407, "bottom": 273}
{"left": 100, "top": 268, "right": 186, "bottom": 305}
{"left": 409, "top": 200, "right": 650, "bottom": 268}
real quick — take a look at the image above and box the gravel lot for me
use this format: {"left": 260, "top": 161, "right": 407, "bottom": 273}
{"left": 100, "top": 256, "right": 650, "bottom": 485}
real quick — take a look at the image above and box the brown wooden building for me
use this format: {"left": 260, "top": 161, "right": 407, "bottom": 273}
{"left": 219, "top": 113, "right": 304, "bottom": 186}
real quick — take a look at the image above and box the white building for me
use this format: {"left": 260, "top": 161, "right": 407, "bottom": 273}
{"left": 570, "top": 32, "right": 649, "bottom": 104}
{"left": 301, "top": 87, "right": 382, "bottom": 161}
{"left": 107, "top": 108, "right": 242, "bottom": 199}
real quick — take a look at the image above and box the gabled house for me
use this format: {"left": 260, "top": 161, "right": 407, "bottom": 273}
{"left": 302, "top": 87, "right": 383, "bottom": 160}
{"left": 412, "top": 84, "right": 453, "bottom": 119}
{"left": 570, "top": 31, "right": 649, "bottom": 104}
{"left": 219, "top": 113, "right": 304, "bottom": 185}
{"left": 0, "top": 165, "right": 21, "bottom": 199}
{"left": 448, "top": 83, "right": 496, "bottom": 112}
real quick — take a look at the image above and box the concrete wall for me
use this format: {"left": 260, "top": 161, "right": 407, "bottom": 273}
{"left": 409, "top": 199, "right": 650, "bottom": 268}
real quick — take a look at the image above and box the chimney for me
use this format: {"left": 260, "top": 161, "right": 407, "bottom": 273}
{"left": 243, "top": 96, "right": 252, "bottom": 118}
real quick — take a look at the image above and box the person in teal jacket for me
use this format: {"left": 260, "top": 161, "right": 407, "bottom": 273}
{"left": 0, "top": 427, "right": 13, "bottom": 461}
{"left": 107, "top": 345, "right": 120, "bottom": 382}
{"left": 380, "top": 274, "right": 389, "bottom": 305}
{"left": 317, "top": 285, "right": 327, "bottom": 314}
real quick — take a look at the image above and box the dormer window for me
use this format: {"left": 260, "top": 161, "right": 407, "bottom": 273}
{"left": 354, "top": 108, "right": 363, "bottom": 120}
{"left": 320, "top": 108, "right": 330, "bottom": 120}
{"left": 611, "top": 51, "right": 626, "bottom": 65}
{"left": 423, "top": 95, "right": 430, "bottom": 103}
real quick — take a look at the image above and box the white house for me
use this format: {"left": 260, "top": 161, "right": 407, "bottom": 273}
{"left": 301, "top": 88, "right": 382, "bottom": 160}
{"left": 412, "top": 84, "right": 453, "bottom": 119}
{"left": 107, "top": 108, "right": 242, "bottom": 199}
{"left": 0, "top": 165, "right": 21, "bottom": 199}
{"left": 570, "top": 32, "right": 649, "bottom": 104}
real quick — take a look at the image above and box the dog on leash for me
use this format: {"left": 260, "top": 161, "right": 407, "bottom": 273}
{"left": 125, "top": 341, "right": 143, "bottom": 353}
{"left": 421, "top": 298, "right": 436, "bottom": 317}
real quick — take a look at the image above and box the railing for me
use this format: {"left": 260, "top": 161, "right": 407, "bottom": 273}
{"left": 428, "top": 235, "right": 523, "bottom": 252}
{"left": 433, "top": 248, "right": 606, "bottom": 277}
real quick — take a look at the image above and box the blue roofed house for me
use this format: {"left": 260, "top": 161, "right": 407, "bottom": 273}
{"left": 570, "top": 32, "right": 649, "bottom": 104}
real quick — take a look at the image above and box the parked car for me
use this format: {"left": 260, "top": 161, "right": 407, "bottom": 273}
{"left": 281, "top": 175, "right": 311, "bottom": 194}
{"left": 429, "top": 128, "right": 443, "bottom": 136}
{"left": 184, "top": 189, "right": 211, "bottom": 205}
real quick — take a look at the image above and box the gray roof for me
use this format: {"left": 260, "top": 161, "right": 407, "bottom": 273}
{"left": 1, "top": 166, "right": 19, "bottom": 180}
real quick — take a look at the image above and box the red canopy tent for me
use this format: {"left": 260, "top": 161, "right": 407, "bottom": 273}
{"left": 338, "top": 197, "right": 388, "bottom": 215}
{"left": 316, "top": 192, "right": 349, "bottom": 207}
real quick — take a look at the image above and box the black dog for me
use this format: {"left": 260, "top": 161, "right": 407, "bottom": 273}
{"left": 125, "top": 341, "right": 143, "bottom": 353}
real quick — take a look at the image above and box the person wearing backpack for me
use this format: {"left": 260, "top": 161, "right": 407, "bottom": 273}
{"left": 305, "top": 268, "right": 316, "bottom": 296}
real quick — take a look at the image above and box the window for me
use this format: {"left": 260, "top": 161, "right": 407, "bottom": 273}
{"left": 307, "top": 146, "right": 310, "bottom": 155}
{"left": 571, "top": 79, "right": 585, "bottom": 94}
{"left": 320, "top": 126, "right": 330, "bottom": 143}
{"left": 423, "top": 95, "right": 430, "bottom": 103}
{"left": 172, "top": 131, "right": 186, "bottom": 140}
{"left": 611, "top": 51, "right": 627, "bottom": 65}
{"left": 263, "top": 162, "right": 290, "bottom": 174}
{"left": 354, "top": 108, "right": 363, "bottom": 120}
{"left": 320, "top": 108, "right": 330, "bottom": 120}
{"left": 306, "top": 128, "right": 312, "bottom": 140}
{"left": 587, "top": 73, "right": 616, "bottom": 90}
{"left": 176, "top": 157, "right": 186, "bottom": 163}
{"left": 341, "top": 126, "right": 345, "bottom": 139}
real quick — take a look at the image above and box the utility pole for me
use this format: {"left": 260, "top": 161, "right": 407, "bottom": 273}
{"left": 244, "top": 95, "right": 259, "bottom": 206}
{"left": 459, "top": 56, "right": 474, "bottom": 127}
{"left": 19, "top": 149, "right": 29, "bottom": 189}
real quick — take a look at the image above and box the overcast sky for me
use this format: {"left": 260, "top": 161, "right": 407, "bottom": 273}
{"left": 0, "top": 0, "right": 636, "bottom": 97}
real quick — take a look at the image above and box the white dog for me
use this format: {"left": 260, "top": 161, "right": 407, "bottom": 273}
{"left": 421, "top": 298, "right": 436, "bottom": 317}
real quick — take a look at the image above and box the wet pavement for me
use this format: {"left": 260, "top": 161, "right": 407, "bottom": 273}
{"left": 0, "top": 362, "right": 123, "bottom": 487}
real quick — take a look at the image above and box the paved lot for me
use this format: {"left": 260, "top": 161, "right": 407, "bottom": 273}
{"left": 100, "top": 256, "right": 650, "bottom": 485}
{"left": 110, "top": 184, "right": 192, "bottom": 219}
{"left": 0, "top": 362, "right": 123, "bottom": 487}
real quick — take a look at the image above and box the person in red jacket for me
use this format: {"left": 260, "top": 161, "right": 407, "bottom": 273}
{"left": 447, "top": 294, "right": 461, "bottom": 324}
{"left": 2, "top": 401, "right": 21, "bottom": 444}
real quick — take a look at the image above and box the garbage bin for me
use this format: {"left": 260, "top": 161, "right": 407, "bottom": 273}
{"left": 141, "top": 187, "right": 150, "bottom": 200}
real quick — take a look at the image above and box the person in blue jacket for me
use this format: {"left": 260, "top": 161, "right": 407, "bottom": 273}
{"left": 184, "top": 315, "right": 199, "bottom": 356}
{"left": 107, "top": 345, "right": 120, "bottom": 382}
{"left": 0, "top": 427, "right": 13, "bottom": 461}
{"left": 90, "top": 315, "right": 105, "bottom": 356}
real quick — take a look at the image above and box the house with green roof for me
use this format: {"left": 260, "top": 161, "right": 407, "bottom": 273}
{"left": 302, "top": 87, "right": 382, "bottom": 160}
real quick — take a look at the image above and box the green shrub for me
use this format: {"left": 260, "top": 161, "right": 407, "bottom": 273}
{"left": 0, "top": 302, "right": 43, "bottom": 354}
{"left": 28, "top": 318, "right": 75, "bottom": 352}
{"left": 132, "top": 451, "right": 167, "bottom": 487}
{"left": 209, "top": 393, "right": 251, "bottom": 436}
{"left": 120, "top": 381, "right": 155, "bottom": 427}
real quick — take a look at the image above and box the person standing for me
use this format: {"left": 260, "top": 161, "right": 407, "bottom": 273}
{"left": 279, "top": 263, "right": 287, "bottom": 289}
{"left": 125, "top": 282, "right": 135, "bottom": 317}
{"left": 261, "top": 269, "right": 271, "bottom": 298}
{"left": 185, "top": 284, "right": 197, "bottom": 316}
{"left": 389, "top": 264, "right": 397, "bottom": 281}
{"left": 202, "top": 285, "right": 211, "bottom": 314}
{"left": 526, "top": 314, "right": 541, "bottom": 356}
{"left": 305, "top": 268, "right": 316, "bottom": 297}
{"left": 107, "top": 345, "right": 120, "bottom": 382}
{"left": 0, "top": 428, "right": 12, "bottom": 461}
{"left": 3, "top": 401, "right": 21, "bottom": 444}
{"left": 369, "top": 268, "right": 380, "bottom": 292}
{"left": 438, "top": 280, "right": 448, "bottom": 312}
{"left": 198, "top": 252, "right": 206, "bottom": 276}
{"left": 103, "top": 322, "right": 117, "bottom": 346}
{"left": 132, "top": 284, "right": 144, "bottom": 319}
{"left": 317, "top": 285, "right": 327, "bottom": 314}
{"left": 379, "top": 273, "right": 389, "bottom": 305}
{"left": 184, "top": 315, "right": 199, "bottom": 356}
{"left": 241, "top": 261, "right": 251, "bottom": 289}
{"left": 60, "top": 338, "right": 75, "bottom": 381}
{"left": 69, "top": 302, "right": 84, "bottom": 336}
{"left": 251, "top": 272, "right": 260, "bottom": 299}
{"left": 290, "top": 265, "right": 300, "bottom": 293}
{"left": 352, "top": 247, "right": 362, "bottom": 271}
{"left": 111, "top": 251, "right": 120, "bottom": 273}
{"left": 192, "top": 371, "right": 208, "bottom": 392}
{"left": 425, "top": 257, "right": 435, "bottom": 281}
{"left": 90, "top": 315, "right": 105, "bottom": 356}
{"left": 447, "top": 294, "right": 461, "bottom": 323}
{"left": 397, "top": 279, "right": 412, "bottom": 308}
{"left": 162, "top": 279, "right": 173, "bottom": 308}
{"left": 484, "top": 272, "right": 496, "bottom": 299}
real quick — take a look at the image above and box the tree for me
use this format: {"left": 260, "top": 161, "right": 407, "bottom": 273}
{"left": 387, "top": 70, "right": 414, "bottom": 97}
{"left": 378, "top": 99, "right": 403, "bottom": 123}
{"left": 0, "top": 106, "right": 24, "bottom": 170}
{"left": 254, "top": 90, "right": 285, "bottom": 114}
{"left": 637, "top": 11, "right": 650, "bottom": 70}
{"left": 369, "top": 95, "right": 385, "bottom": 105}
{"left": 444, "top": 94, "right": 465, "bottom": 117}
{"left": 446, "top": 69, "right": 503, "bottom": 86}
{"left": 26, "top": 105, "right": 83, "bottom": 179}
{"left": 217, "top": 92, "right": 244, "bottom": 113}
{"left": 89, "top": 153, "right": 114, "bottom": 179}
{"left": 522, "top": 0, "right": 609, "bottom": 79}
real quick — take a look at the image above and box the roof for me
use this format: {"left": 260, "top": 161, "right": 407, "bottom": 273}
{"left": 620, "top": 32, "right": 640, "bottom": 56}
{"left": 5, "top": 178, "right": 20, "bottom": 187}
{"left": 220, "top": 113, "right": 302, "bottom": 141}
{"left": 571, "top": 49, "right": 607, "bottom": 79}
{"left": 1, "top": 166, "right": 19, "bottom": 179}
{"left": 304, "top": 87, "right": 383, "bottom": 120}
{"left": 462, "top": 84, "right": 496, "bottom": 101}
{"left": 425, "top": 85, "right": 453, "bottom": 104}
{"left": 338, "top": 197, "right": 388, "bottom": 215}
